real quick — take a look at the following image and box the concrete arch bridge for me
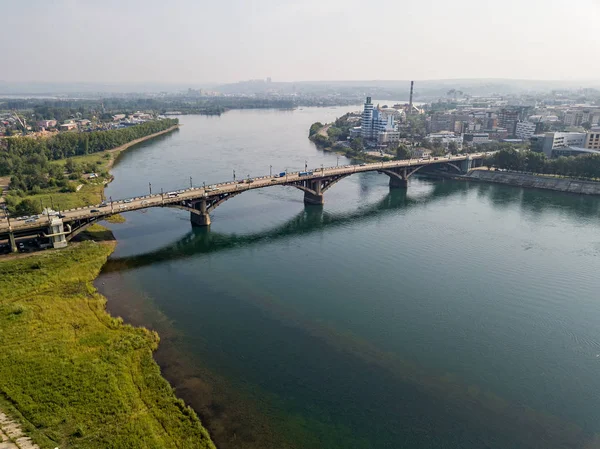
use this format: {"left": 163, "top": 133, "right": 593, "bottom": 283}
{"left": 0, "top": 153, "right": 487, "bottom": 251}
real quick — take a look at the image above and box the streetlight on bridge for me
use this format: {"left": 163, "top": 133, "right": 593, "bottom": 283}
{"left": 305, "top": 160, "right": 308, "bottom": 171}
{"left": 149, "top": 182, "right": 152, "bottom": 195}
{"left": 190, "top": 176, "right": 193, "bottom": 188}
{"left": 269, "top": 165, "right": 272, "bottom": 177}
{"left": 233, "top": 170, "right": 236, "bottom": 182}
{"left": 336, "top": 156, "right": 339, "bottom": 167}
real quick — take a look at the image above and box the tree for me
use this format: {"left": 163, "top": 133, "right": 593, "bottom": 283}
{"left": 13, "top": 199, "right": 41, "bottom": 216}
{"left": 581, "top": 122, "right": 592, "bottom": 131}
{"left": 448, "top": 141, "right": 458, "bottom": 154}
{"left": 350, "top": 137, "right": 364, "bottom": 152}
{"left": 395, "top": 144, "right": 411, "bottom": 160}
{"left": 309, "top": 122, "right": 323, "bottom": 136}
{"left": 65, "top": 158, "right": 77, "bottom": 173}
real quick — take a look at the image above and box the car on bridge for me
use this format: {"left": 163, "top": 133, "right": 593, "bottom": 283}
{"left": 91, "top": 209, "right": 100, "bottom": 213}
{"left": 124, "top": 199, "right": 133, "bottom": 203}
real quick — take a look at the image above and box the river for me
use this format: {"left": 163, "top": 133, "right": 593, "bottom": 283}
{"left": 97, "top": 108, "right": 600, "bottom": 449}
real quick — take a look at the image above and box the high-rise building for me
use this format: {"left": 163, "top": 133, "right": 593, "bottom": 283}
{"left": 361, "top": 97, "right": 395, "bottom": 140}
{"left": 361, "top": 97, "right": 375, "bottom": 139}
{"left": 498, "top": 108, "right": 519, "bottom": 136}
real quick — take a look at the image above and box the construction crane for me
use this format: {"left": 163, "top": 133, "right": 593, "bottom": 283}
{"left": 12, "top": 111, "right": 28, "bottom": 135}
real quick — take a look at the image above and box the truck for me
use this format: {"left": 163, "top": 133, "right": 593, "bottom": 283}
{"left": 298, "top": 171, "right": 314, "bottom": 177}
{"left": 279, "top": 172, "right": 286, "bottom": 177}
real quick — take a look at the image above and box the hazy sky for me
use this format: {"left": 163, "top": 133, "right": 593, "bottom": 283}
{"left": 3, "top": 0, "right": 600, "bottom": 84}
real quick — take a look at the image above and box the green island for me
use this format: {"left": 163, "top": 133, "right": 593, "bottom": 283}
{"left": 0, "top": 122, "right": 215, "bottom": 448}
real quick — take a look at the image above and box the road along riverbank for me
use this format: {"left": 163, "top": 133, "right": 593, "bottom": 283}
{"left": 466, "top": 170, "right": 600, "bottom": 195}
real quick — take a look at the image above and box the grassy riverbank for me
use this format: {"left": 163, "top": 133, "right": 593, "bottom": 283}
{"left": 0, "top": 234, "right": 215, "bottom": 448}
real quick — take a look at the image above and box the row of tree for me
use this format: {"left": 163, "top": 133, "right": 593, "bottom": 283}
{"left": 0, "top": 119, "right": 178, "bottom": 196}
{"left": 484, "top": 149, "right": 600, "bottom": 179}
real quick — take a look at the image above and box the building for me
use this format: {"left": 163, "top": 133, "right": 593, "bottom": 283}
{"left": 463, "top": 133, "right": 490, "bottom": 145}
{"left": 426, "top": 131, "right": 463, "bottom": 147}
{"left": 411, "top": 148, "right": 431, "bottom": 159}
{"left": 361, "top": 97, "right": 396, "bottom": 141}
{"left": 349, "top": 127, "right": 362, "bottom": 138}
{"left": 541, "top": 132, "right": 587, "bottom": 157}
{"left": 429, "top": 113, "right": 453, "bottom": 133}
{"left": 563, "top": 109, "right": 600, "bottom": 127}
{"left": 377, "top": 131, "right": 400, "bottom": 145}
{"left": 515, "top": 121, "right": 537, "bottom": 140}
{"left": 37, "top": 120, "right": 57, "bottom": 129}
{"left": 486, "top": 128, "right": 509, "bottom": 140}
{"left": 498, "top": 108, "right": 519, "bottom": 136}
{"left": 585, "top": 127, "right": 600, "bottom": 150}
{"left": 59, "top": 123, "right": 77, "bottom": 131}
{"left": 361, "top": 97, "right": 375, "bottom": 139}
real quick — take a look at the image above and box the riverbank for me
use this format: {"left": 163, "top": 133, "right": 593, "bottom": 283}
{"left": 104, "top": 124, "right": 180, "bottom": 170}
{"left": 0, "top": 227, "right": 215, "bottom": 448}
{"left": 0, "top": 121, "right": 215, "bottom": 448}
{"left": 466, "top": 169, "right": 600, "bottom": 195}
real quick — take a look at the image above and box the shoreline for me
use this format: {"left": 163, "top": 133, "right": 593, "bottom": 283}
{"left": 0, "top": 122, "right": 215, "bottom": 447}
{"left": 94, "top": 123, "right": 219, "bottom": 446}
{"left": 105, "top": 124, "right": 180, "bottom": 170}
{"left": 452, "top": 170, "right": 600, "bottom": 196}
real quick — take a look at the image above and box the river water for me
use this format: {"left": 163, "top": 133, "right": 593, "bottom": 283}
{"left": 97, "top": 108, "right": 600, "bottom": 449}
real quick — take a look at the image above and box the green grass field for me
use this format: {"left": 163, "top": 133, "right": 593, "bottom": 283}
{"left": 0, "top": 239, "right": 215, "bottom": 449}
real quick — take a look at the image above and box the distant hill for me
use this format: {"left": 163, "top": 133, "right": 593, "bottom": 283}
{"left": 1, "top": 79, "right": 599, "bottom": 99}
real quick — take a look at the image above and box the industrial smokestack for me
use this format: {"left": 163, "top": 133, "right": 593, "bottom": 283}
{"left": 408, "top": 81, "right": 414, "bottom": 115}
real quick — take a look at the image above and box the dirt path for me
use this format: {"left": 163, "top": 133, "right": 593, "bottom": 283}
{"left": 0, "top": 412, "right": 40, "bottom": 449}
{"left": 317, "top": 124, "right": 331, "bottom": 137}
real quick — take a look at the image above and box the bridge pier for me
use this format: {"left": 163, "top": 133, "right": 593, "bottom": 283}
{"left": 304, "top": 191, "right": 324, "bottom": 205}
{"left": 461, "top": 157, "right": 473, "bottom": 173}
{"left": 389, "top": 177, "right": 408, "bottom": 189}
{"left": 190, "top": 212, "right": 211, "bottom": 227}
{"left": 190, "top": 199, "right": 211, "bottom": 226}
{"left": 48, "top": 218, "right": 68, "bottom": 249}
{"left": 8, "top": 232, "right": 17, "bottom": 253}
{"left": 304, "top": 180, "right": 325, "bottom": 205}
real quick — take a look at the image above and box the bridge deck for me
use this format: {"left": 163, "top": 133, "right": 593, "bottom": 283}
{"left": 0, "top": 153, "right": 488, "bottom": 235}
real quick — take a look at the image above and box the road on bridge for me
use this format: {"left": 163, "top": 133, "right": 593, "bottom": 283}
{"left": 0, "top": 153, "right": 489, "bottom": 234}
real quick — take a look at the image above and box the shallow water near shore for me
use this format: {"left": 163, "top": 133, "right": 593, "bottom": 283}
{"left": 97, "top": 109, "right": 600, "bottom": 448}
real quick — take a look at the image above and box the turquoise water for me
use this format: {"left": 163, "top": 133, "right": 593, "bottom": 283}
{"left": 98, "top": 110, "right": 600, "bottom": 449}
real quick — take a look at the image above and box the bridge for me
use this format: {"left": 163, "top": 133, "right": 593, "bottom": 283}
{"left": 0, "top": 153, "right": 488, "bottom": 252}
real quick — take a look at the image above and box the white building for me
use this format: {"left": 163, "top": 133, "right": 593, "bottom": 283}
{"left": 361, "top": 97, "right": 396, "bottom": 140}
{"left": 542, "top": 132, "right": 587, "bottom": 157}
{"left": 515, "top": 121, "right": 537, "bottom": 140}
{"left": 426, "top": 131, "right": 463, "bottom": 147}
{"left": 377, "top": 131, "right": 400, "bottom": 144}
{"left": 361, "top": 97, "right": 375, "bottom": 139}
